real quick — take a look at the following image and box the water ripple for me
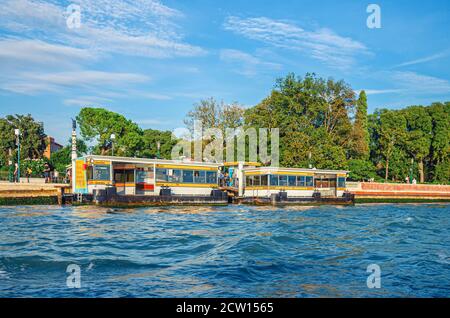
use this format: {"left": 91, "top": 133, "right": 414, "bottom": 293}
{"left": 0, "top": 203, "right": 449, "bottom": 297}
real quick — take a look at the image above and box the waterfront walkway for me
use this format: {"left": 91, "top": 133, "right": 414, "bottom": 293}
{"left": 347, "top": 182, "right": 450, "bottom": 202}
{"left": 0, "top": 181, "right": 70, "bottom": 204}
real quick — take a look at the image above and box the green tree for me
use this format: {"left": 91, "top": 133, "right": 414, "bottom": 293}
{"left": 378, "top": 110, "right": 407, "bottom": 181}
{"left": 76, "top": 108, "right": 143, "bottom": 157}
{"left": 184, "top": 97, "right": 245, "bottom": 135}
{"left": 50, "top": 139, "right": 87, "bottom": 174}
{"left": 350, "top": 90, "right": 370, "bottom": 159}
{"left": 141, "top": 129, "right": 178, "bottom": 159}
{"left": 401, "top": 106, "right": 432, "bottom": 183}
{"left": 245, "top": 73, "right": 355, "bottom": 169}
{"left": 347, "top": 159, "right": 377, "bottom": 181}
{"left": 428, "top": 102, "right": 450, "bottom": 183}
{"left": 0, "top": 114, "right": 46, "bottom": 166}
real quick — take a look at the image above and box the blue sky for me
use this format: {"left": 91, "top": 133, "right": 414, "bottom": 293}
{"left": 0, "top": 0, "right": 449, "bottom": 144}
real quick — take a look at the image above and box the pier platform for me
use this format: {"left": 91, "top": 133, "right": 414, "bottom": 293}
{"left": 348, "top": 182, "right": 450, "bottom": 203}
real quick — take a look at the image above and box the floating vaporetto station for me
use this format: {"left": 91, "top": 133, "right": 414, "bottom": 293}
{"left": 71, "top": 155, "right": 353, "bottom": 206}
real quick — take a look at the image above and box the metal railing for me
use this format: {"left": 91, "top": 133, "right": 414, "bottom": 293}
{"left": 0, "top": 170, "right": 68, "bottom": 184}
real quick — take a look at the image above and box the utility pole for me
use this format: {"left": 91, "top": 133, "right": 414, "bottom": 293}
{"left": 110, "top": 133, "right": 116, "bottom": 156}
{"left": 14, "top": 129, "right": 20, "bottom": 183}
{"left": 71, "top": 119, "right": 77, "bottom": 192}
{"left": 409, "top": 158, "right": 414, "bottom": 184}
{"left": 156, "top": 141, "right": 161, "bottom": 159}
{"left": 308, "top": 151, "right": 312, "bottom": 169}
{"left": 8, "top": 148, "right": 13, "bottom": 183}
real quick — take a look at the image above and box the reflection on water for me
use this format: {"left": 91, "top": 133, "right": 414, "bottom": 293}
{"left": 0, "top": 203, "right": 449, "bottom": 297}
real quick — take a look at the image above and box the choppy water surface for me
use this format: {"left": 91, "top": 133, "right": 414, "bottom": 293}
{"left": 0, "top": 204, "right": 449, "bottom": 297}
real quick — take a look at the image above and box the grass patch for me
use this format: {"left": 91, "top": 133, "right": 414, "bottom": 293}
{"left": 0, "top": 196, "right": 58, "bottom": 206}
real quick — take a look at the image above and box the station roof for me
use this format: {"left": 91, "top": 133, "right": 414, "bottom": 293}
{"left": 80, "top": 155, "right": 222, "bottom": 167}
{"left": 243, "top": 166, "right": 348, "bottom": 175}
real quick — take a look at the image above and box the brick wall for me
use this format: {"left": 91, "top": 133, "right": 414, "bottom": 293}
{"left": 360, "top": 182, "right": 450, "bottom": 192}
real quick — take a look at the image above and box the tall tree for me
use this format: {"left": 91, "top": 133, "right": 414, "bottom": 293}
{"left": 245, "top": 73, "right": 355, "bottom": 169}
{"left": 351, "top": 90, "right": 370, "bottom": 159}
{"left": 428, "top": 102, "right": 450, "bottom": 182}
{"left": 141, "top": 129, "right": 178, "bottom": 159}
{"left": 184, "top": 97, "right": 245, "bottom": 135}
{"left": 76, "top": 108, "right": 143, "bottom": 157}
{"left": 0, "top": 114, "right": 46, "bottom": 165}
{"left": 378, "top": 110, "right": 406, "bottom": 181}
{"left": 402, "top": 106, "right": 432, "bottom": 183}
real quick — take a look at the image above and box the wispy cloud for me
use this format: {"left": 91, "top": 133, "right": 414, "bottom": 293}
{"left": 0, "top": 0, "right": 206, "bottom": 59}
{"left": 0, "top": 38, "right": 95, "bottom": 65}
{"left": 355, "top": 89, "right": 404, "bottom": 95}
{"left": 359, "top": 71, "right": 450, "bottom": 98}
{"left": 219, "top": 49, "right": 282, "bottom": 77}
{"left": 63, "top": 96, "right": 112, "bottom": 107}
{"left": 135, "top": 118, "right": 174, "bottom": 126}
{"left": 223, "top": 16, "right": 369, "bottom": 70}
{"left": 0, "top": 0, "right": 205, "bottom": 96}
{"left": 390, "top": 71, "right": 450, "bottom": 94}
{"left": 393, "top": 50, "right": 449, "bottom": 68}
{"left": 1, "top": 70, "right": 150, "bottom": 95}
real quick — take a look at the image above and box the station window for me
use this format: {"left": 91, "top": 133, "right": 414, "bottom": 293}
{"left": 156, "top": 168, "right": 168, "bottom": 182}
{"left": 288, "top": 176, "right": 296, "bottom": 187}
{"left": 246, "top": 175, "right": 253, "bottom": 186}
{"left": 183, "top": 170, "right": 194, "bottom": 183}
{"left": 93, "top": 165, "right": 110, "bottom": 181}
{"left": 169, "top": 169, "right": 182, "bottom": 183}
{"left": 261, "top": 175, "right": 268, "bottom": 186}
{"left": 270, "top": 175, "right": 278, "bottom": 186}
{"left": 297, "top": 176, "right": 306, "bottom": 187}
{"left": 206, "top": 171, "right": 217, "bottom": 184}
{"left": 194, "top": 170, "right": 206, "bottom": 183}
{"left": 279, "top": 175, "right": 288, "bottom": 186}
{"left": 338, "top": 177, "right": 346, "bottom": 188}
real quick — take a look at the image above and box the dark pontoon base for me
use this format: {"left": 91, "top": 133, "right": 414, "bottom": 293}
{"left": 236, "top": 196, "right": 354, "bottom": 206}
{"left": 96, "top": 194, "right": 229, "bottom": 207}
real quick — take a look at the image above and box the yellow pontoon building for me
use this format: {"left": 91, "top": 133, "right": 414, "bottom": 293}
{"left": 242, "top": 166, "right": 348, "bottom": 198}
{"left": 73, "top": 155, "right": 220, "bottom": 196}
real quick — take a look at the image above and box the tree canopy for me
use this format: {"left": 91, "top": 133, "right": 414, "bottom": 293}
{"left": 0, "top": 74, "right": 448, "bottom": 184}
{"left": 0, "top": 114, "right": 46, "bottom": 167}
{"left": 76, "top": 108, "right": 143, "bottom": 157}
{"left": 245, "top": 73, "right": 355, "bottom": 169}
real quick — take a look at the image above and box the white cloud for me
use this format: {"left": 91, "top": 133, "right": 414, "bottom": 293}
{"left": 63, "top": 96, "right": 112, "bottom": 107}
{"left": 356, "top": 89, "right": 404, "bottom": 95}
{"left": 0, "top": 0, "right": 206, "bottom": 59}
{"left": 219, "top": 49, "right": 282, "bottom": 76}
{"left": 223, "top": 16, "right": 369, "bottom": 70}
{"left": 393, "top": 51, "right": 449, "bottom": 68}
{"left": 0, "top": 39, "right": 95, "bottom": 66}
{"left": 1, "top": 70, "right": 150, "bottom": 95}
{"left": 359, "top": 71, "right": 450, "bottom": 98}
{"left": 135, "top": 118, "right": 173, "bottom": 126}
{"left": 0, "top": 0, "right": 206, "bottom": 96}
{"left": 391, "top": 71, "right": 450, "bottom": 94}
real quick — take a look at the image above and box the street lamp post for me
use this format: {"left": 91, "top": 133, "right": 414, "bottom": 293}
{"left": 110, "top": 133, "right": 116, "bottom": 156}
{"left": 308, "top": 151, "right": 312, "bottom": 169}
{"left": 8, "top": 148, "right": 13, "bottom": 183}
{"left": 14, "top": 129, "right": 20, "bottom": 183}
{"left": 156, "top": 141, "right": 161, "bottom": 159}
{"left": 409, "top": 158, "right": 414, "bottom": 184}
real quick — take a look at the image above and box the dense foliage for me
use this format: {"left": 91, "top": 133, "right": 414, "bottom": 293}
{"left": 369, "top": 102, "right": 450, "bottom": 183}
{"left": 0, "top": 114, "right": 46, "bottom": 167}
{"left": 0, "top": 74, "right": 448, "bottom": 184}
{"left": 50, "top": 139, "right": 88, "bottom": 174}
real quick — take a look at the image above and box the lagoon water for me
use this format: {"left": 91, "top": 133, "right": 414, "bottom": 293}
{"left": 0, "top": 204, "right": 449, "bottom": 297}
